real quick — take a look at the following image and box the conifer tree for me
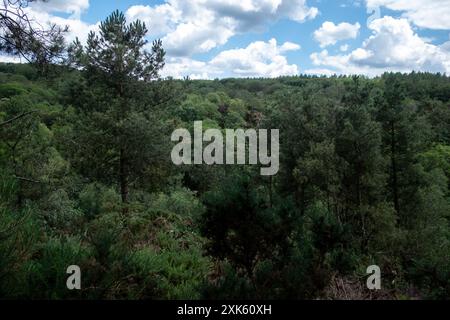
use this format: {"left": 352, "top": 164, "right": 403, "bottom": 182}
{"left": 68, "top": 11, "right": 165, "bottom": 211}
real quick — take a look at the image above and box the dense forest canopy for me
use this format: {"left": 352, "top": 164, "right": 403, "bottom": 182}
{"left": 0, "top": 10, "right": 450, "bottom": 300}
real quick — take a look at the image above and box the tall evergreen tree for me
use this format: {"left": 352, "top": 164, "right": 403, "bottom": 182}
{"left": 68, "top": 11, "right": 165, "bottom": 212}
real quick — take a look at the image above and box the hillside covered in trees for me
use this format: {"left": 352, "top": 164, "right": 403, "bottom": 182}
{"left": 1, "top": 11, "right": 450, "bottom": 300}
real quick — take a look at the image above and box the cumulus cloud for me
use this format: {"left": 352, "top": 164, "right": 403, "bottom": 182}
{"left": 314, "top": 21, "right": 361, "bottom": 47}
{"left": 126, "top": 0, "right": 317, "bottom": 56}
{"left": 351, "top": 17, "right": 449, "bottom": 71}
{"left": 366, "top": 0, "right": 450, "bottom": 30}
{"left": 125, "top": 4, "right": 180, "bottom": 36}
{"left": 309, "top": 16, "right": 450, "bottom": 76}
{"left": 29, "top": 0, "right": 89, "bottom": 18}
{"left": 210, "top": 39, "right": 300, "bottom": 77}
{"left": 161, "top": 19, "right": 236, "bottom": 57}
{"left": 162, "top": 39, "right": 301, "bottom": 79}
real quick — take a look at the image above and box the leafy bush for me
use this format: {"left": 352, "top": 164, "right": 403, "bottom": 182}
{"left": 0, "top": 82, "right": 27, "bottom": 98}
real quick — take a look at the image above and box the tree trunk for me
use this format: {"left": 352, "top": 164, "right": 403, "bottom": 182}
{"left": 269, "top": 176, "right": 273, "bottom": 208}
{"left": 120, "top": 148, "right": 129, "bottom": 214}
{"left": 390, "top": 122, "right": 400, "bottom": 214}
{"left": 118, "top": 80, "right": 129, "bottom": 215}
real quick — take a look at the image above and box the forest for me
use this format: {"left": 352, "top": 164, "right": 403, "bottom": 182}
{"left": 1, "top": 10, "right": 450, "bottom": 300}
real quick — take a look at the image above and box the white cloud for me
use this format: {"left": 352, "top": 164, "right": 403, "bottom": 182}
{"left": 29, "top": 0, "right": 89, "bottom": 18}
{"left": 352, "top": 17, "right": 449, "bottom": 71}
{"left": 125, "top": 4, "right": 181, "bottom": 36}
{"left": 126, "top": 0, "right": 317, "bottom": 56}
{"left": 304, "top": 68, "right": 337, "bottom": 76}
{"left": 0, "top": 55, "right": 23, "bottom": 63}
{"left": 310, "top": 16, "right": 450, "bottom": 76}
{"left": 210, "top": 39, "right": 300, "bottom": 77}
{"left": 22, "top": 8, "right": 99, "bottom": 44}
{"left": 162, "top": 38, "right": 301, "bottom": 79}
{"left": 441, "top": 36, "right": 450, "bottom": 52}
{"left": 314, "top": 21, "right": 361, "bottom": 47}
{"left": 366, "top": 0, "right": 450, "bottom": 30}
{"left": 161, "top": 19, "right": 236, "bottom": 57}
{"left": 280, "top": 41, "right": 302, "bottom": 52}
{"left": 161, "top": 57, "right": 211, "bottom": 79}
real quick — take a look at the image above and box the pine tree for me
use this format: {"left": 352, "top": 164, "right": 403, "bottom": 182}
{"left": 68, "top": 11, "right": 165, "bottom": 213}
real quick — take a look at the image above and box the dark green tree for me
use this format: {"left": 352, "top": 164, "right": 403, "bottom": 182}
{"left": 68, "top": 11, "right": 166, "bottom": 212}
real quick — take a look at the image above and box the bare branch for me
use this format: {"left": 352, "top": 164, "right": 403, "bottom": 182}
{"left": 0, "top": 110, "right": 36, "bottom": 127}
{"left": 0, "top": 0, "right": 67, "bottom": 68}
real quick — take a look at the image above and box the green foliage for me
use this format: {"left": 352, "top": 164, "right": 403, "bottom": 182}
{"left": 1, "top": 50, "right": 450, "bottom": 300}
{"left": 0, "top": 82, "right": 27, "bottom": 98}
{"left": 149, "top": 188, "right": 205, "bottom": 221}
{"left": 66, "top": 10, "right": 168, "bottom": 209}
{"left": 0, "top": 205, "right": 38, "bottom": 297}
{"left": 21, "top": 236, "right": 94, "bottom": 299}
{"left": 79, "top": 183, "right": 121, "bottom": 219}
{"left": 127, "top": 242, "right": 210, "bottom": 299}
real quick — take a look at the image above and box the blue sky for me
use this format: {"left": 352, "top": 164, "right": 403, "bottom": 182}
{"left": 6, "top": 0, "right": 450, "bottom": 78}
